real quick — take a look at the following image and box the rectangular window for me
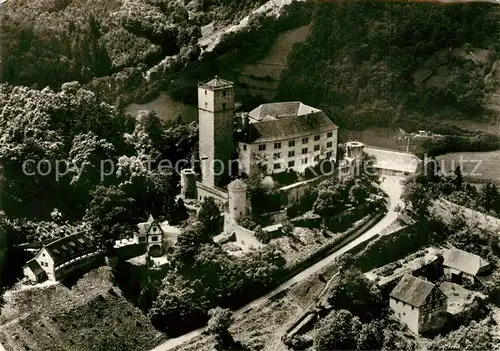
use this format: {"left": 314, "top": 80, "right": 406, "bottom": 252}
{"left": 288, "top": 161, "right": 295, "bottom": 167}
{"left": 326, "top": 151, "right": 332, "bottom": 158}
{"left": 314, "top": 145, "right": 320, "bottom": 151}
{"left": 289, "top": 140, "right": 295, "bottom": 147}
{"left": 259, "top": 144, "right": 266, "bottom": 151}
{"left": 288, "top": 151, "right": 295, "bottom": 157}
{"left": 302, "top": 137, "right": 308, "bottom": 144}
{"left": 243, "top": 144, "right": 247, "bottom": 151}
{"left": 302, "top": 158, "right": 308, "bottom": 165}
{"left": 205, "top": 102, "right": 208, "bottom": 108}
{"left": 274, "top": 142, "right": 281, "bottom": 149}
{"left": 205, "top": 90, "right": 207, "bottom": 95}
{"left": 273, "top": 163, "right": 281, "bottom": 170}
{"left": 314, "top": 135, "right": 320, "bottom": 141}
{"left": 139, "top": 237, "right": 146, "bottom": 243}
{"left": 302, "top": 148, "right": 308, "bottom": 155}
{"left": 222, "top": 103, "right": 226, "bottom": 110}
{"left": 314, "top": 155, "right": 320, "bottom": 162}
{"left": 151, "top": 236, "right": 158, "bottom": 242}
{"left": 273, "top": 153, "right": 281, "bottom": 159}
{"left": 223, "top": 91, "right": 227, "bottom": 97}
{"left": 327, "top": 132, "right": 333, "bottom": 138}
{"left": 327, "top": 141, "right": 333, "bottom": 148}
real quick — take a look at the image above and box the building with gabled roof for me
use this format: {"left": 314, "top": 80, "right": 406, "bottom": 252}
{"left": 443, "top": 248, "right": 490, "bottom": 285}
{"left": 238, "top": 101, "right": 337, "bottom": 175}
{"left": 23, "top": 232, "right": 102, "bottom": 282}
{"left": 364, "top": 146, "right": 422, "bottom": 177}
{"left": 389, "top": 274, "right": 447, "bottom": 334}
{"left": 22, "top": 259, "right": 46, "bottom": 283}
{"left": 135, "top": 215, "right": 165, "bottom": 255}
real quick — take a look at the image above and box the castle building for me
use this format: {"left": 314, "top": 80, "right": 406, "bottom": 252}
{"left": 183, "top": 77, "right": 339, "bottom": 224}
{"left": 227, "top": 178, "right": 248, "bottom": 222}
{"left": 198, "top": 77, "right": 235, "bottom": 188}
{"left": 238, "top": 102, "right": 338, "bottom": 175}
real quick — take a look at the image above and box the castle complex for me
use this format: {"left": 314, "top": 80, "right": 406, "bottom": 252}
{"left": 181, "top": 76, "right": 344, "bottom": 220}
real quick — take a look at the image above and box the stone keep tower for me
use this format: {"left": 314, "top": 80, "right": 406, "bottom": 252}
{"left": 180, "top": 168, "right": 197, "bottom": 200}
{"left": 346, "top": 141, "right": 365, "bottom": 175}
{"left": 198, "top": 76, "right": 235, "bottom": 187}
{"left": 228, "top": 179, "right": 247, "bottom": 222}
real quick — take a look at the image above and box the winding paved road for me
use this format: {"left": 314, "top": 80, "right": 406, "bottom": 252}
{"left": 151, "top": 176, "right": 404, "bottom": 351}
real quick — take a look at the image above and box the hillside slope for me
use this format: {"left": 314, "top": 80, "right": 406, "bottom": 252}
{"left": 0, "top": 267, "right": 164, "bottom": 351}
{"left": 276, "top": 2, "right": 500, "bottom": 130}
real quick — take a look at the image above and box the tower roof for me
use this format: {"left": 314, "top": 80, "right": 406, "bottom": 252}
{"left": 199, "top": 76, "right": 234, "bottom": 90}
{"left": 346, "top": 141, "right": 364, "bottom": 148}
{"left": 228, "top": 179, "right": 247, "bottom": 191}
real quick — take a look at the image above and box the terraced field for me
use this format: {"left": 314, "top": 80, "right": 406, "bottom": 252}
{"left": 239, "top": 24, "right": 311, "bottom": 100}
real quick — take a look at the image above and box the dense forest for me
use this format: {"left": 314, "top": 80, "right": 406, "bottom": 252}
{"left": 3, "top": 1, "right": 498, "bottom": 132}
{"left": 277, "top": 2, "right": 500, "bottom": 130}
{"left": 0, "top": 82, "right": 196, "bottom": 285}
{"left": 0, "top": 0, "right": 265, "bottom": 106}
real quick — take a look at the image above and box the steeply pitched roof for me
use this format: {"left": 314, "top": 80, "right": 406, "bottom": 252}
{"left": 228, "top": 179, "right": 247, "bottom": 191}
{"left": 249, "top": 102, "right": 306, "bottom": 121}
{"left": 364, "top": 147, "right": 422, "bottom": 174}
{"left": 443, "top": 248, "right": 490, "bottom": 276}
{"left": 199, "top": 76, "right": 233, "bottom": 90}
{"left": 390, "top": 274, "right": 437, "bottom": 307}
{"left": 137, "top": 215, "right": 164, "bottom": 236}
{"left": 24, "top": 259, "right": 44, "bottom": 275}
{"left": 243, "top": 110, "right": 336, "bottom": 144}
{"left": 43, "top": 232, "right": 96, "bottom": 267}
{"left": 248, "top": 102, "right": 323, "bottom": 122}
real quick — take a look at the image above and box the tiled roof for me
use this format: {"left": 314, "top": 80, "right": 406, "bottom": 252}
{"left": 228, "top": 179, "right": 247, "bottom": 191}
{"left": 137, "top": 215, "right": 164, "bottom": 236}
{"left": 200, "top": 76, "right": 233, "bottom": 89}
{"left": 244, "top": 110, "right": 336, "bottom": 144}
{"left": 389, "top": 274, "right": 436, "bottom": 307}
{"left": 248, "top": 102, "right": 320, "bottom": 122}
{"left": 364, "top": 147, "right": 421, "bottom": 174}
{"left": 24, "top": 259, "right": 44, "bottom": 275}
{"left": 443, "top": 248, "right": 490, "bottom": 276}
{"left": 44, "top": 232, "right": 96, "bottom": 267}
